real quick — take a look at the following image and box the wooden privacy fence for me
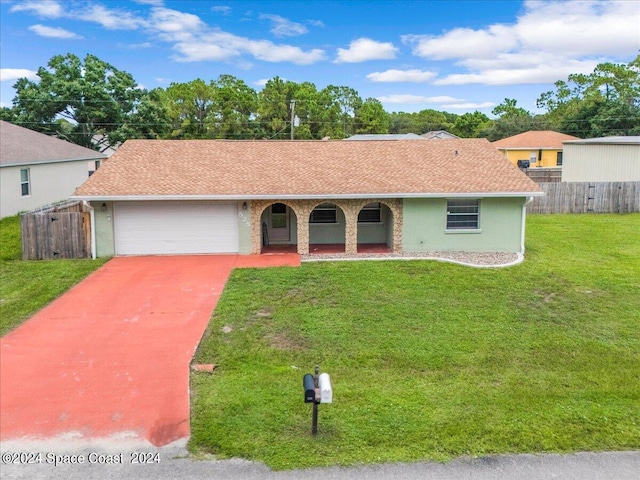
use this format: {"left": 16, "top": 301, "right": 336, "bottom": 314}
{"left": 523, "top": 167, "right": 562, "bottom": 183}
{"left": 21, "top": 200, "right": 92, "bottom": 260}
{"left": 528, "top": 182, "right": 640, "bottom": 214}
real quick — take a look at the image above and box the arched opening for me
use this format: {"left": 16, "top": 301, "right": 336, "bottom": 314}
{"left": 357, "top": 202, "right": 393, "bottom": 253}
{"left": 308, "top": 203, "right": 346, "bottom": 254}
{"left": 260, "top": 202, "right": 298, "bottom": 253}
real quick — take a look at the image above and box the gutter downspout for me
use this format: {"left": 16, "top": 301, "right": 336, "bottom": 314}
{"left": 85, "top": 201, "right": 97, "bottom": 260}
{"left": 521, "top": 196, "right": 534, "bottom": 254}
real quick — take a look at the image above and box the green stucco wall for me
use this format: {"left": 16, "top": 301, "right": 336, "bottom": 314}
{"left": 309, "top": 207, "right": 346, "bottom": 244}
{"left": 357, "top": 205, "right": 392, "bottom": 244}
{"left": 237, "top": 203, "right": 252, "bottom": 254}
{"left": 402, "top": 197, "right": 526, "bottom": 253}
{"left": 91, "top": 201, "right": 115, "bottom": 257}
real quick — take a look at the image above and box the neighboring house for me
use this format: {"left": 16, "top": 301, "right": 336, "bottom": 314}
{"left": 0, "top": 121, "right": 106, "bottom": 218}
{"left": 345, "top": 133, "right": 425, "bottom": 140}
{"left": 561, "top": 136, "right": 640, "bottom": 182}
{"left": 92, "top": 134, "right": 118, "bottom": 157}
{"left": 493, "top": 130, "right": 580, "bottom": 168}
{"left": 422, "top": 130, "right": 460, "bottom": 140}
{"left": 72, "top": 139, "right": 542, "bottom": 258}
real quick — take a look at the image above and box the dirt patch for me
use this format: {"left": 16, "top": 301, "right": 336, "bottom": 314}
{"left": 256, "top": 308, "right": 273, "bottom": 318}
{"left": 267, "top": 332, "right": 307, "bottom": 351}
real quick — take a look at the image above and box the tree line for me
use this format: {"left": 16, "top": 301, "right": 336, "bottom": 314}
{"left": 2, "top": 53, "right": 638, "bottom": 152}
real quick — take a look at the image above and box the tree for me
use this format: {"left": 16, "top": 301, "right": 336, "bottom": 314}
{"left": 451, "top": 111, "right": 490, "bottom": 138}
{"left": 112, "top": 87, "right": 171, "bottom": 142}
{"left": 159, "top": 79, "right": 216, "bottom": 138}
{"left": 481, "top": 98, "right": 538, "bottom": 140}
{"left": 10, "top": 53, "right": 147, "bottom": 151}
{"left": 354, "top": 98, "right": 389, "bottom": 134}
{"left": 537, "top": 56, "right": 640, "bottom": 137}
{"left": 210, "top": 75, "right": 259, "bottom": 139}
{"left": 256, "top": 77, "right": 296, "bottom": 139}
{"left": 389, "top": 109, "right": 454, "bottom": 134}
{"left": 323, "top": 86, "right": 362, "bottom": 138}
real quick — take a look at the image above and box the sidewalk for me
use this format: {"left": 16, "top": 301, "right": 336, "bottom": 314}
{"left": 1, "top": 441, "right": 638, "bottom": 480}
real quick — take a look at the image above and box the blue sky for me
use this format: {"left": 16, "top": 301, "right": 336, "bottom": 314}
{"left": 1, "top": 0, "right": 638, "bottom": 115}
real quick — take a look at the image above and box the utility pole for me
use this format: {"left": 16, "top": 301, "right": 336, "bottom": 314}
{"left": 290, "top": 99, "right": 296, "bottom": 140}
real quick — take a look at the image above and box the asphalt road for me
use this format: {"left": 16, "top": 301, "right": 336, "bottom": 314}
{"left": 2, "top": 440, "right": 639, "bottom": 480}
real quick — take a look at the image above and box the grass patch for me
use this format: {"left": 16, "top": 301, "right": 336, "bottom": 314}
{"left": 190, "top": 214, "right": 640, "bottom": 469}
{"left": 0, "top": 215, "right": 108, "bottom": 336}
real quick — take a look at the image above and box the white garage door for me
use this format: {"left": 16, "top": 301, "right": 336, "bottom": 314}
{"left": 114, "top": 201, "right": 239, "bottom": 255}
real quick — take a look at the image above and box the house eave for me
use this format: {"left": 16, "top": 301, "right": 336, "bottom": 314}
{"left": 72, "top": 191, "right": 545, "bottom": 202}
{"left": 1, "top": 156, "right": 105, "bottom": 168}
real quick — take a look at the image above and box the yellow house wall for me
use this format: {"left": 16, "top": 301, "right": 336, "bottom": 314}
{"left": 499, "top": 149, "right": 563, "bottom": 168}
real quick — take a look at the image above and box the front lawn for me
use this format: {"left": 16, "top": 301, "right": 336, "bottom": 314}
{"left": 0, "top": 215, "right": 108, "bottom": 336}
{"left": 190, "top": 214, "right": 640, "bottom": 469}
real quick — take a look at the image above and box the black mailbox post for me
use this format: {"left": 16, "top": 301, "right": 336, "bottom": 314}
{"left": 303, "top": 374, "right": 315, "bottom": 403}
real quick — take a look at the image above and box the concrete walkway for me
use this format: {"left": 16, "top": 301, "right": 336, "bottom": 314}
{"left": 0, "top": 443, "right": 638, "bottom": 480}
{"left": 0, "top": 254, "right": 299, "bottom": 447}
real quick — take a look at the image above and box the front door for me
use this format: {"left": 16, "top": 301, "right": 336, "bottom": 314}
{"left": 269, "top": 203, "right": 290, "bottom": 243}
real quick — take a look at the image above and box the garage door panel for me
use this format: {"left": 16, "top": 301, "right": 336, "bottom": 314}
{"left": 115, "top": 201, "right": 239, "bottom": 255}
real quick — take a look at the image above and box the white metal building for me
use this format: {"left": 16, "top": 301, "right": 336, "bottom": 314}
{"left": 561, "top": 136, "right": 640, "bottom": 182}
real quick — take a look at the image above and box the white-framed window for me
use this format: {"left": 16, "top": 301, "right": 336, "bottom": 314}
{"left": 88, "top": 160, "right": 101, "bottom": 177}
{"left": 556, "top": 152, "right": 563, "bottom": 166}
{"left": 529, "top": 151, "right": 537, "bottom": 164}
{"left": 310, "top": 203, "right": 337, "bottom": 224}
{"left": 20, "top": 168, "right": 30, "bottom": 196}
{"left": 358, "top": 202, "right": 381, "bottom": 223}
{"left": 446, "top": 199, "right": 479, "bottom": 230}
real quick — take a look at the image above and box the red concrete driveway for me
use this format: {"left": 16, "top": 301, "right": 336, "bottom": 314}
{"left": 0, "top": 254, "right": 299, "bottom": 446}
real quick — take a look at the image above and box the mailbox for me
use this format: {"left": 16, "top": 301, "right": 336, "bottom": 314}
{"left": 318, "top": 373, "right": 332, "bottom": 404}
{"left": 303, "top": 374, "right": 315, "bottom": 403}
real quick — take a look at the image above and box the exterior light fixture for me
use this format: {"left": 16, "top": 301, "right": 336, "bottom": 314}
{"left": 242, "top": 202, "right": 248, "bottom": 210}
{"left": 101, "top": 203, "right": 107, "bottom": 212}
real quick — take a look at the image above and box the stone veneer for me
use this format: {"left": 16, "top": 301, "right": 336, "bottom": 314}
{"left": 250, "top": 199, "right": 403, "bottom": 255}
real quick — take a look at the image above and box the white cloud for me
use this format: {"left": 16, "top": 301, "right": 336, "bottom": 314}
{"left": 440, "top": 102, "right": 495, "bottom": 110}
{"left": 172, "top": 30, "right": 325, "bottom": 64}
{"left": 134, "top": 0, "right": 164, "bottom": 5}
{"left": 79, "top": 4, "right": 146, "bottom": 30}
{"left": 254, "top": 78, "right": 269, "bottom": 87}
{"left": 516, "top": 0, "right": 638, "bottom": 57}
{"left": 335, "top": 37, "right": 398, "bottom": 63}
{"left": 402, "top": 23, "right": 516, "bottom": 60}
{"left": 259, "top": 14, "right": 307, "bottom": 37}
{"left": 12, "top": 1, "right": 146, "bottom": 30}
{"left": 0, "top": 68, "right": 38, "bottom": 82}
{"left": 377, "top": 94, "right": 463, "bottom": 104}
{"left": 10, "top": 0, "right": 63, "bottom": 18}
{"left": 434, "top": 58, "right": 599, "bottom": 86}
{"left": 212, "top": 6, "right": 231, "bottom": 15}
{"left": 403, "top": 0, "right": 639, "bottom": 86}
{"left": 150, "top": 7, "right": 204, "bottom": 36}
{"left": 121, "top": 42, "right": 154, "bottom": 49}
{"left": 28, "top": 24, "right": 82, "bottom": 39}
{"left": 10, "top": 1, "right": 325, "bottom": 66}
{"left": 367, "top": 69, "right": 437, "bottom": 83}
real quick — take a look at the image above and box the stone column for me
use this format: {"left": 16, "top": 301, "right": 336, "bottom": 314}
{"left": 296, "top": 202, "right": 310, "bottom": 255}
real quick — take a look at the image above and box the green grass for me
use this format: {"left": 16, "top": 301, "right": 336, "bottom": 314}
{"left": 190, "top": 214, "right": 640, "bottom": 470}
{"left": 0, "top": 215, "right": 108, "bottom": 336}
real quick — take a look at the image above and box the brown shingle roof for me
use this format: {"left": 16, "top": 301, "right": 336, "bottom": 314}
{"left": 0, "top": 121, "right": 105, "bottom": 165}
{"left": 492, "top": 130, "right": 581, "bottom": 149}
{"left": 73, "top": 139, "right": 542, "bottom": 198}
